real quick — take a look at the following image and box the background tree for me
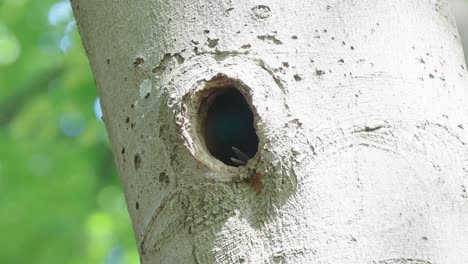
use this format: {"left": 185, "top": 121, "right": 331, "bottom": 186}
{"left": 0, "top": 1, "right": 137, "bottom": 263}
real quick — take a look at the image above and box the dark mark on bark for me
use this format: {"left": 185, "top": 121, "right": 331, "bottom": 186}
{"left": 133, "top": 57, "right": 144, "bottom": 67}
{"left": 251, "top": 5, "right": 271, "bottom": 19}
{"left": 159, "top": 171, "right": 169, "bottom": 185}
{"left": 152, "top": 53, "right": 185, "bottom": 76}
{"left": 257, "top": 34, "right": 282, "bottom": 45}
{"left": 354, "top": 125, "right": 384, "bottom": 133}
{"left": 315, "top": 69, "right": 325, "bottom": 76}
{"left": 134, "top": 154, "right": 141, "bottom": 169}
{"left": 212, "top": 50, "right": 249, "bottom": 61}
{"left": 293, "top": 74, "right": 302, "bottom": 81}
{"left": 207, "top": 38, "right": 219, "bottom": 48}
{"left": 370, "top": 258, "right": 433, "bottom": 264}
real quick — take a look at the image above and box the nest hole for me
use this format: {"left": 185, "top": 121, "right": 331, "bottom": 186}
{"left": 199, "top": 86, "right": 258, "bottom": 167}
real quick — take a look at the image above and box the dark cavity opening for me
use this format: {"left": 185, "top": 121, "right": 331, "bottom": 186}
{"left": 201, "top": 87, "right": 258, "bottom": 167}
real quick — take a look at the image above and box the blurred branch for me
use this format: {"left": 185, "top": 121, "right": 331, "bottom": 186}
{"left": 0, "top": 64, "right": 64, "bottom": 126}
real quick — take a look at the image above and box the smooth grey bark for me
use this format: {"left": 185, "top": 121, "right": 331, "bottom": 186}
{"left": 72, "top": 0, "right": 468, "bottom": 263}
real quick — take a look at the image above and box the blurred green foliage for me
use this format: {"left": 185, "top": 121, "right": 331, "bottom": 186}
{"left": 0, "top": 0, "right": 138, "bottom": 263}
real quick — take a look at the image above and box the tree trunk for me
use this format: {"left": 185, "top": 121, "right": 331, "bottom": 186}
{"left": 72, "top": 0, "right": 468, "bottom": 263}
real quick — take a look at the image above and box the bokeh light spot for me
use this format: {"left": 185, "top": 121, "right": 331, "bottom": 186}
{"left": 39, "top": 31, "right": 62, "bottom": 55}
{"left": 94, "top": 98, "right": 103, "bottom": 121}
{"left": 105, "top": 246, "right": 124, "bottom": 264}
{"left": 48, "top": 1, "right": 73, "bottom": 26}
{"left": 59, "top": 20, "right": 76, "bottom": 53}
{"left": 0, "top": 24, "right": 21, "bottom": 65}
{"left": 59, "top": 112, "right": 86, "bottom": 137}
{"left": 27, "top": 154, "right": 52, "bottom": 177}
{"left": 59, "top": 35, "right": 72, "bottom": 52}
{"left": 85, "top": 212, "right": 115, "bottom": 258}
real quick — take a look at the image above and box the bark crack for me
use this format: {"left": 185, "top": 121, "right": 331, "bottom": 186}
{"left": 353, "top": 125, "right": 385, "bottom": 133}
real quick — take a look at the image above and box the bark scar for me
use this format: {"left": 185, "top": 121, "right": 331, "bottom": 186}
{"left": 353, "top": 125, "right": 384, "bottom": 133}
{"left": 248, "top": 169, "right": 263, "bottom": 195}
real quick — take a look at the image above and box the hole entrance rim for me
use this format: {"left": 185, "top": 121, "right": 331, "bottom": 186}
{"left": 197, "top": 80, "right": 259, "bottom": 167}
